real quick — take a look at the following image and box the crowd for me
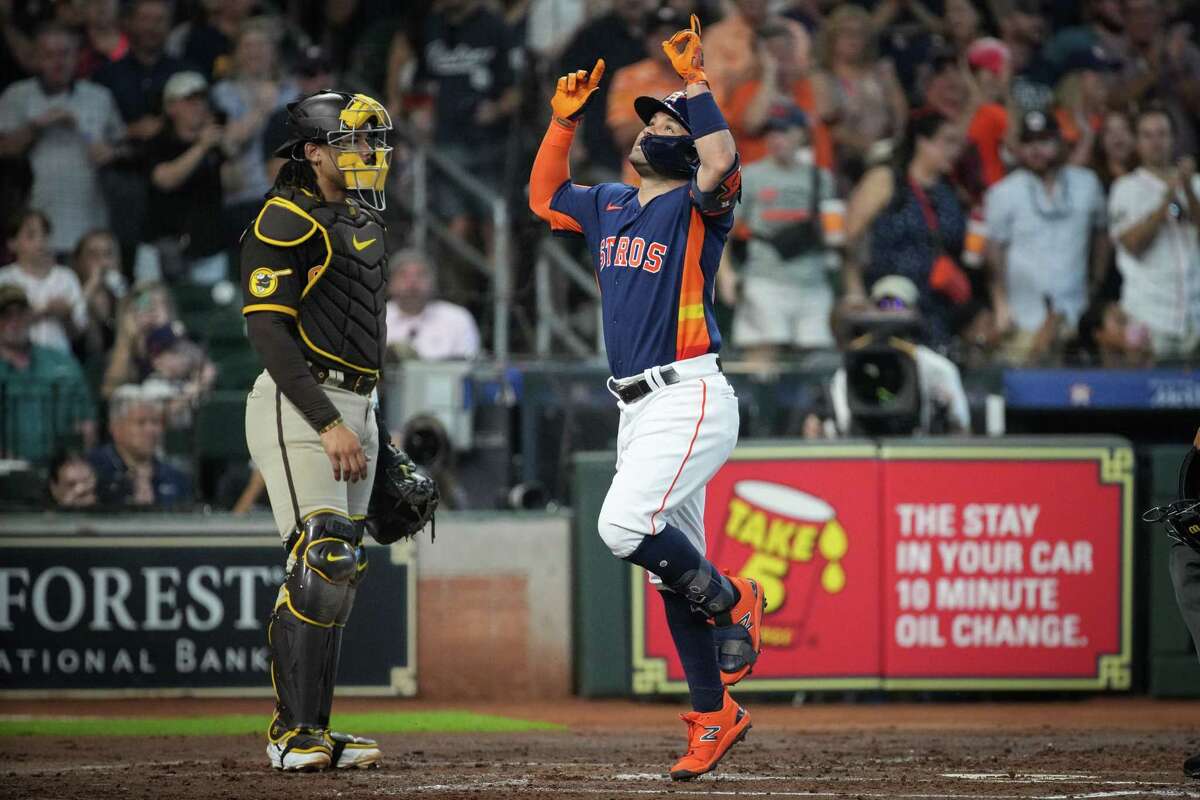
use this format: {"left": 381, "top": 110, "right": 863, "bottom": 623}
{"left": 0, "top": 0, "right": 1195, "bottom": 507}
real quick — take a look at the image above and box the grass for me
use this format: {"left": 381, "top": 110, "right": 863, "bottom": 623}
{"left": 0, "top": 710, "right": 564, "bottom": 737}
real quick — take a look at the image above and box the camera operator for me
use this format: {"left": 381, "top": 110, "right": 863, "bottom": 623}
{"left": 829, "top": 275, "right": 970, "bottom": 436}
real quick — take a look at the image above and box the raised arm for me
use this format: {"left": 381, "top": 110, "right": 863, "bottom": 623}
{"left": 529, "top": 59, "right": 604, "bottom": 225}
{"left": 663, "top": 15, "right": 737, "bottom": 192}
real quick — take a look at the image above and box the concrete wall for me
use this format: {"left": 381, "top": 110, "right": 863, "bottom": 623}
{"left": 413, "top": 512, "right": 572, "bottom": 699}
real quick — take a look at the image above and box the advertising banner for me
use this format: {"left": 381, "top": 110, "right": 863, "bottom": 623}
{"left": 630, "top": 440, "right": 1132, "bottom": 693}
{"left": 0, "top": 533, "right": 416, "bottom": 696}
{"left": 880, "top": 444, "right": 1132, "bottom": 690}
{"left": 632, "top": 444, "right": 884, "bottom": 694}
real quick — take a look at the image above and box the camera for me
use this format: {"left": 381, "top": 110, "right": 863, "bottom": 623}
{"left": 839, "top": 310, "right": 922, "bottom": 436}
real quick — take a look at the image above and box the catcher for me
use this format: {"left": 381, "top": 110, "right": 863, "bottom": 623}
{"left": 1144, "top": 427, "right": 1200, "bottom": 778}
{"left": 240, "top": 90, "right": 437, "bottom": 772}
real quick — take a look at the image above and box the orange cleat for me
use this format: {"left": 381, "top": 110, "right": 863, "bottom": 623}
{"left": 713, "top": 573, "right": 765, "bottom": 685}
{"left": 669, "top": 690, "right": 752, "bottom": 781}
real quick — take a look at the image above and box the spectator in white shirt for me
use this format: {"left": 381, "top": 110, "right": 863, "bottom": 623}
{"left": 985, "top": 109, "right": 1109, "bottom": 365}
{"left": 0, "top": 23, "right": 125, "bottom": 256}
{"left": 0, "top": 209, "right": 88, "bottom": 354}
{"left": 1108, "top": 108, "right": 1200, "bottom": 361}
{"left": 385, "top": 250, "right": 481, "bottom": 362}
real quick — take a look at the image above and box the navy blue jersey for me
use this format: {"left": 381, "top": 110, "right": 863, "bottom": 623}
{"left": 548, "top": 172, "right": 738, "bottom": 379}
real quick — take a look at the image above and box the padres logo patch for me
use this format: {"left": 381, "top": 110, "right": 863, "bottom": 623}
{"left": 249, "top": 267, "right": 292, "bottom": 298}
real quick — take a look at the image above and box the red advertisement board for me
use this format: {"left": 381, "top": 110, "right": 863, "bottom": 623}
{"left": 630, "top": 442, "right": 1132, "bottom": 694}
{"left": 631, "top": 445, "right": 885, "bottom": 693}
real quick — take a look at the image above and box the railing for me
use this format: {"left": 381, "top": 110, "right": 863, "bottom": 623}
{"left": 403, "top": 146, "right": 512, "bottom": 363}
{"left": 534, "top": 237, "right": 605, "bottom": 359}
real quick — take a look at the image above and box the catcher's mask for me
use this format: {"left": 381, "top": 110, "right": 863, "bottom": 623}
{"left": 633, "top": 90, "right": 697, "bottom": 179}
{"left": 1143, "top": 436, "right": 1200, "bottom": 551}
{"left": 274, "top": 90, "right": 393, "bottom": 211}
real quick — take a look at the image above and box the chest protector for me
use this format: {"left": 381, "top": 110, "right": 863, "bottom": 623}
{"left": 284, "top": 190, "right": 388, "bottom": 374}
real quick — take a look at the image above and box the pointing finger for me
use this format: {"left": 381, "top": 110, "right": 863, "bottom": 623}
{"left": 690, "top": 13, "right": 701, "bottom": 37}
{"left": 588, "top": 58, "right": 606, "bottom": 87}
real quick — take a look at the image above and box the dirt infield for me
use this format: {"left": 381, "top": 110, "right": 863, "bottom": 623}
{"left": 9, "top": 697, "right": 1200, "bottom": 799}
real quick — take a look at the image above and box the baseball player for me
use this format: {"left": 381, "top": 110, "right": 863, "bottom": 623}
{"left": 240, "top": 90, "right": 392, "bottom": 772}
{"left": 530, "top": 15, "right": 765, "bottom": 781}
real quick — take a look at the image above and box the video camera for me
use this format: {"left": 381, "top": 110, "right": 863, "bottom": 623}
{"left": 838, "top": 309, "right": 923, "bottom": 436}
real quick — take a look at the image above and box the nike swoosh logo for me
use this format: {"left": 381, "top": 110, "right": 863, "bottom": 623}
{"left": 606, "top": 203, "right": 623, "bottom": 211}
{"left": 326, "top": 553, "right": 350, "bottom": 562}
{"left": 352, "top": 235, "right": 376, "bottom": 251}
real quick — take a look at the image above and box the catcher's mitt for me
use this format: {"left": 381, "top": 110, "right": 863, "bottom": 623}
{"left": 365, "top": 441, "right": 439, "bottom": 545}
{"left": 1143, "top": 429, "right": 1200, "bottom": 554}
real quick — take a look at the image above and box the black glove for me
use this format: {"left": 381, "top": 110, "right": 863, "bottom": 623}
{"left": 366, "top": 437, "right": 440, "bottom": 545}
{"left": 1143, "top": 435, "right": 1200, "bottom": 554}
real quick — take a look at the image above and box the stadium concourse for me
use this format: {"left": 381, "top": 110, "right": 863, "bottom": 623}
{"left": 7, "top": 696, "right": 1200, "bottom": 799}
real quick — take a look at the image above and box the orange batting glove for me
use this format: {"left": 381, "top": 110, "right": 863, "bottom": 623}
{"left": 663, "top": 14, "right": 707, "bottom": 85}
{"left": 550, "top": 58, "right": 605, "bottom": 124}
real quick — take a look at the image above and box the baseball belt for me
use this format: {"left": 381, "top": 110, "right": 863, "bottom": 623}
{"left": 613, "top": 357, "right": 723, "bottom": 404}
{"left": 308, "top": 362, "right": 378, "bottom": 396}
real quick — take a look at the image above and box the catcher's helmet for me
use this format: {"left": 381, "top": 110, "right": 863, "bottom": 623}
{"left": 1143, "top": 430, "right": 1200, "bottom": 552}
{"left": 274, "top": 90, "right": 393, "bottom": 211}
{"left": 632, "top": 90, "right": 697, "bottom": 179}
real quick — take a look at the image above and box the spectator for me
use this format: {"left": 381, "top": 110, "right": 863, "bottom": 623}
{"left": 0, "top": 285, "right": 95, "bottom": 463}
{"left": 829, "top": 275, "right": 970, "bottom": 435}
{"left": 845, "top": 111, "right": 968, "bottom": 350}
{"left": 1092, "top": 109, "right": 1137, "bottom": 190}
{"left": 94, "top": 0, "right": 189, "bottom": 266}
{"left": 1002, "top": 0, "right": 1057, "bottom": 115}
{"left": 75, "top": 0, "right": 128, "bottom": 79}
{"left": 724, "top": 104, "right": 840, "bottom": 360}
{"left": 139, "top": 71, "right": 230, "bottom": 285}
{"left": 385, "top": 249, "right": 482, "bottom": 361}
{"left": 179, "top": 0, "right": 256, "bottom": 81}
{"left": 723, "top": 20, "right": 833, "bottom": 169}
{"left": 1052, "top": 45, "right": 1121, "bottom": 166}
{"left": 72, "top": 228, "right": 126, "bottom": 360}
{"left": 1108, "top": 109, "right": 1200, "bottom": 361}
{"left": 944, "top": 0, "right": 984, "bottom": 57}
{"left": 1044, "top": 0, "right": 1129, "bottom": 68}
{"left": 813, "top": 4, "right": 908, "bottom": 185}
{"left": 1070, "top": 298, "right": 1153, "bottom": 366}
{"left": 47, "top": 449, "right": 98, "bottom": 509}
{"left": 606, "top": 7, "right": 687, "bottom": 186}
{"left": 140, "top": 321, "right": 217, "bottom": 427}
{"left": 985, "top": 109, "right": 1109, "bottom": 365}
{"left": 95, "top": 0, "right": 184, "bottom": 144}
{"left": 0, "top": 209, "right": 87, "bottom": 354}
{"left": 210, "top": 20, "right": 297, "bottom": 238}
{"left": 702, "top": 0, "right": 808, "bottom": 101}
{"left": 89, "top": 382, "right": 191, "bottom": 508}
{"left": 101, "top": 281, "right": 177, "bottom": 398}
{"left": 0, "top": 22, "right": 125, "bottom": 256}
{"left": 965, "top": 37, "right": 1013, "bottom": 189}
{"left": 556, "top": 0, "right": 648, "bottom": 180}
{"left": 412, "top": 0, "right": 519, "bottom": 252}
{"left": 1109, "top": 0, "right": 1200, "bottom": 158}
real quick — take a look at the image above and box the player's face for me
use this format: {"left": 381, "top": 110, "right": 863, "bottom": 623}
{"left": 630, "top": 110, "right": 688, "bottom": 166}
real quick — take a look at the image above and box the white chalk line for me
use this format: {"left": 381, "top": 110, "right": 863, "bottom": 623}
{"left": 390, "top": 784, "right": 1200, "bottom": 800}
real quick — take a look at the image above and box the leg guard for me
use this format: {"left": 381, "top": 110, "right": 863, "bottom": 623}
{"left": 668, "top": 560, "right": 738, "bottom": 617}
{"left": 269, "top": 512, "right": 360, "bottom": 732}
{"left": 317, "top": 522, "right": 369, "bottom": 730}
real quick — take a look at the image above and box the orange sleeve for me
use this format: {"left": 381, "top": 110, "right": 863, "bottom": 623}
{"left": 529, "top": 119, "right": 584, "bottom": 234}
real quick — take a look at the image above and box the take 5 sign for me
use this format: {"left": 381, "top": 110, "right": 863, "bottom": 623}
{"left": 630, "top": 440, "right": 1133, "bottom": 693}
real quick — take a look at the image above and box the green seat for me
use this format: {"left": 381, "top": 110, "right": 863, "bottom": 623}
{"left": 171, "top": 283, "right": 220, "bottom": 314}
{"left": 214, "top": 351, "right": 262, "bottom": 390}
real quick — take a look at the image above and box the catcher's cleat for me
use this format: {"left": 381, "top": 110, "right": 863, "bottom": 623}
{"left": 267, "top": 724, "right": 332, "bottom": 772}
{"left": 670, "top": 690, "right": 752, "bottom": 781}
{"left": 328, "top": 730, "right": 382, "bottom": 769}
{"left": 713, "top": 573, "right": 765, "bottom": 685}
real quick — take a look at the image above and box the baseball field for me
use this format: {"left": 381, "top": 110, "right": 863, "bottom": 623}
{"left": 7, "top": 696, "right": 1200, "bottom": 799}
